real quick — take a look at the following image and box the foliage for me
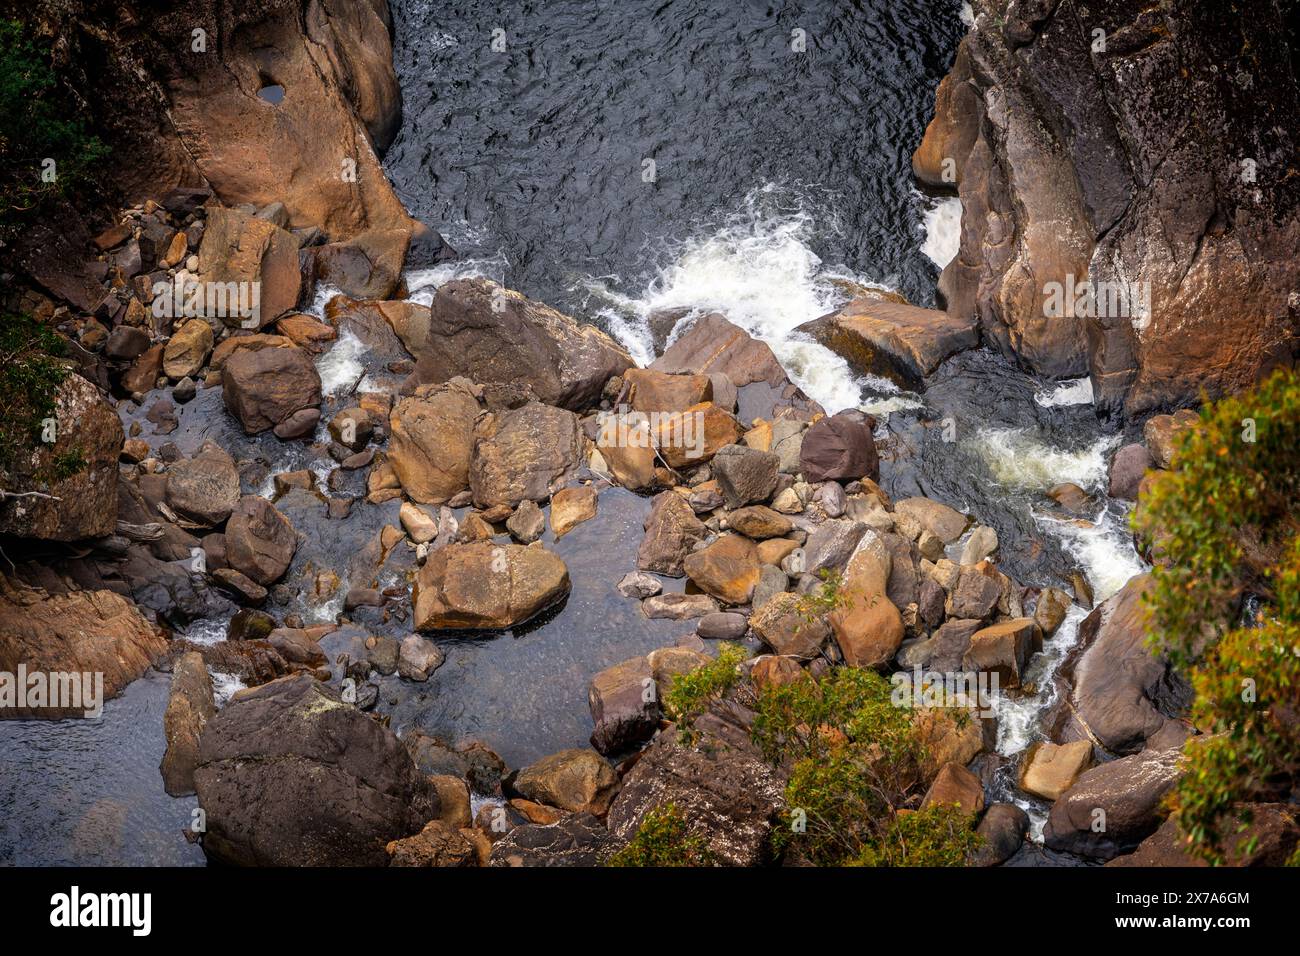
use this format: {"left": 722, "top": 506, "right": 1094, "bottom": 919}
{"left": 850, "top": 804, "right": 983, "bottom": 867}
{"left": 606, "top": 803, "right": 715, "bottom": 867}
{"left": 753, "top": 667, "right": 975, "bottom": 866}
{"left": 0, "top": 19, "right": 109, "bottom": 242}
{"left": 1134, "top": 369, "right": 1300, "bottom": 864}
{"left": 663, "top": 642, "right": 747, "bottom": 738}
{"left": 0, "top": 312, "right": 74, "bottom": 476}
{"left": 795, "top": 568, "right": 851, "bottom": 624}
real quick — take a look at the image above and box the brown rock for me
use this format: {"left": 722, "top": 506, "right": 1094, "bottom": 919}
{"left": 922, "top": 762, "right": 985, "bottom": 815}
{"left": 550, "top": 486, "right": 598, "bottom": 538}
{"left": 222, "top": 346, "right": 322, "bottom": 434}
{"left": 683, "top": 533, "right": 761, "bottom": 605}
{"left": 799, "top": 410, "right": 879, "bottom": 484}
{"left": 224, "top": 496, "right": 298, "bottom": 586}
{"left": 512, "top": 749, "right": 618, "bottom": 814}
{"left": 413, "top": 541, "right": 570, "bottom": 630}
{"left": 727, "top": 505, "right": 793, "bottom": 540}
{"left": 388, "top": 385, "right": 481, "bottom": 504}
{"left": 637, "top": 491, "right": 707, "bottom": 577}
{"left": 750, "top": 591, "right": 828, "bottom": 660}
{"left": 1018, "top": 740, "right": 1093, "bottom": 802}
{"left": 198, "top": 207, "right": 301, "bottom": 327}
{"left": 469, "top": 402, "right": 584, "bottom": 508}
{"left": 160, "top": 651, "right": 216, "bottom": 796}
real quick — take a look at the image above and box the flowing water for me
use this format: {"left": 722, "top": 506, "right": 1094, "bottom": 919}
{"left": 0, "top": 0, "right": 1145, "bottom": 865}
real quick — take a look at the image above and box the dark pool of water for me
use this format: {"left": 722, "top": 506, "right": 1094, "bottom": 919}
{"left": 385, "top": 0, "right": 966, "bottom": 311}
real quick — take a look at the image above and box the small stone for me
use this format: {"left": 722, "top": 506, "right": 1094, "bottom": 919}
{"left": 398, "top": 634, "right": 445, "bottom": 681}
{"left": 617, "top": 571, "right": 661, "bottom": 599}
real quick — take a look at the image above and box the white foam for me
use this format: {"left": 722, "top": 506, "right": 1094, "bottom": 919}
{"left": 405, "top": 253, "right": 510, "bottom": 306}
{"left": 960, "top": 2, "right": 976, "bottom": 28}
{"left": 316, "top": 328, "right": 367, "bottom": 397}
{"left": 210, "top": 671, "right": 246, "bottom": 707}
{"left": 919, "top": 194, "right": 962, "bottom": 269}
{"left": 179, "top": 619, "right": 227, "bottom": 646}
{"left": 971, "top": 427, "right": 1117, "bottom": 492}
{"left": 583, "top": 183, "right": 891, "bottom": 414}
{"left": 1034, "top": 377, "right": 1095, "bottom": 408}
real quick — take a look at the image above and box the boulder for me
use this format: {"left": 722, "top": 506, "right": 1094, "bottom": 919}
{"left": 507, "top": 500, "right": 546, "bottom": 544}
{"left": 799, "top": 410, "right": 879, "bottom": 483}
{"left": 1043, "top": 748, "right": 1181, "bottom": 860}
{"left": 803, "top": 518, "right": 868, "bottom": 576}
{"left": 797, "top": 298, "right": 978, "bottom": 388}
{"left": 898, "top": 618, "right": 980, "bottom": 673}
{"left": 386, "top": 820, "right": 477, "bottom": 867}
{"left": 922, "top": 762, "right": 985, "bottom": 815}
{"left": 165, "top": 440, "right": 240, "bottom": 525}
{"left": 550, "top": 486, "right": 598, "bottom": 538}
{"left": 974, "top": 803, "right": 1029, "bottom": 866}
{"left": 641, "top": 593, "right": 720, "bottom": 620}
{"left": 413, "top": 541, "right": 570, "bottom": 630}
{"left": 727, "top": 505, "right": 792, "bottom": 540}
{"left": 1107, "top": 805, "right": 1300, "bottom": 868}
{"left": 946, "top": 562, "right": 1003, "bottom": 620}
{"left": 620, "top": 369, "right": 713, "bottom": 412}
{"left": 310, "top": 229, "right": 410, "bottom": 300}
{"left": 654, "top": 402, "right": 744, "bottom": 468}
{"left": 1143, "top": 410, "right": 1200, "bottom": 470}
{"left": 650, "top": 312, "right": 788, "bottom": 387}
{"left": 683, "top": 534, "right": 761, "bottom": 606}
{"left": 960, "top": 525, "right": 998, "bottom": 565}
{"left": 222, "top": 346, "right": 322, "bottom": 434}
{"left": 588, "top": 656, "right": 659, "bottom": 755}
{"left": 1018, "top": 740, "right": 1093, "bottom": 802}
{"left": 160, "top": 651, "right": 216, "bottom": 797}
{"left": 397, "top": 635, "right": 445, "bottom": 681}
{"left": 617, "top": 572, "right": 661, "bottom": 599}
{"left": 0, "top": 585, "right": 166, "bottom": 718}
{"left": 388, "top": 385, "right": 481, "bottom": 504}
{"left": 637, "top": 491, "right": 707, "bottom": 577}
{"left": 197, "top": 207, "right": 301, "bottom": 327}
{"left": 399, "top": 502, "right": 439, "bottom": 544}
{"left": 512, "top": 749, "right": 618, "bottom": 814}
{"left": 469, "top": 402, "right": 584, "bottom": 508}
{"left": 224, "top": 496, "right": 298, "bottom": 586}
{"left": 405, "top": 279, "right": 633, "bottom": 410}
{"left": 489, "top": 813, "right": 615, "bottom": 867}
{"left": 0, "top": 373, "right": 123, "bottom": 542}
{"left": 162, "top": 318, "right": 214, "bottom": 379}
{"left": 895, "top": 497, "right": 969, "bottom": 544}
{"left": 1108, "top": 442, "right": 1152, "bottom": 501}
{"left": 962, "top": 618, "right": 1041, "bottom": 689}
{"left": 750, "top": 591, "right": 828, "bottom": 660}
{"left": 711, "top": 444, "right": 779, "bottom": 508}
{"left": 696, "top": 611, "right": 749, "bottom": 641}
{"left": 1044, "top": 574, "right": 1189, "bottom": 754}
{"left": 194, "top": 675, "right": 434, "bottom": 866}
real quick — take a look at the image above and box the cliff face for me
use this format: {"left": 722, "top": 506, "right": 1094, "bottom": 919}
{"left": 6, "top": 0, "right": 412, "bottom": 239}
{"left": 916, "top": 0, "right": 1300, "bottom": 417}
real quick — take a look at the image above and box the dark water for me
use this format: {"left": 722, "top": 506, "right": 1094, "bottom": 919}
{"left": 385, "top": 0, "right": 966, "bottom": 312}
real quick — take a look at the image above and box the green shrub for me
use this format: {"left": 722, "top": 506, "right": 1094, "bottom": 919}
{"left": 0, "top": 19, "right": 109, "bottom": 242}
{"left": 663, "top": 641, "right": 747, "bottom": 737}
{"left": 606, "top": 803, "right": 715, "bottom": 867}
{"left": 850, "top": 803, "right": 982, "bottom": 867}
{"left": 0, "top": 312, "right": 74, "bottom": 476}
{"left": 1133, "top": 369, "right": 1300, "bottom": 864}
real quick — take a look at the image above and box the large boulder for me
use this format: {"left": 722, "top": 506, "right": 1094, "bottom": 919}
{"left": 637, "top": 491, "right": 708, "bottom": 577}
{"left": 1044, "top": 574, "right": 1189, "bottom": 754}
{"left": 512, "top": 749, "right": 618, "bottom": 814}
{"left": 0, "top": 373, "right": 123, "bottom": 542}
{"left": 224, "top": 496, "right": 298, "bottom": 586}
{"left": 160, "top": 650, "right": 216, "bottom": 797}
{"left": 620, "top": 369, "right": 713, "bottom": 412}
{"left": 388, "top": 384, "right": 481, "bottom": 504}
{"left": 1043, "top": 747, "right": 1181, "bottom": 860}
{"left": 413, "top": 541, "right": 570, "bottom": 630}
{"left": 682, "top": 533, "right": 761, "bottom": 606}
{"left": 165, "top": 440, "right": 240, "bottom": 525}
{"left": 405, "top": 279, "right": 633, "bottom": 410}
{"left": 489, "top": 813, "right": 615, "bottom": 867}
{"left": 1018, "top": 740, "right": 1093, "bottom": 802}
{"left": 469, "top": 402, "right": 584, "bottom": 508}
{"left": 197, "top": 207, "right": 302, "bottom": 327}
{"left": 650, "top": 312, "right": 788, "bottom": 387}
{"left": 711, "top": 444, "right": 779, "bottom": 508}
{"left": 588, "top": 656, "right": 659, "bottom": 756}
{"left": 750, "top": 591, "right": 829, "bottom": 660}
{"left": 962, "top": 618, "right": 1041, "bottom": 690}
{"left": 0, "top": 583, "right": 167, "bottom": 718}
{"left": 222, "top": 346, "right": 322, "bottom": 434}
{"left": 194, "top": 675, "right": 434, "bottom": 865}
{"left": 920, "top": 3, "right": 1300, "bottom": 415}
{"left": 797, "top": 297, "right": 978, "bottom": 388}
{"left": 799, "top": 410, "right": 879, "bottom": 484}
{"left": 607, "top": 699, "right": 785, "bottom": 866}
{"left": 162, "top": 318, "right": 215, "bottom": 378}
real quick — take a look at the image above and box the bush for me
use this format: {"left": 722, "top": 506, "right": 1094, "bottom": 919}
{"left": 663, "top": 641, "right": 747, "bottom": 736}
{"left": 0, "top": 312, "right": 74, "bottom": 476}
{"left": 1133, "top": 369, "right": 1300, "bottom": 864}
{"left": 753, "top": 667, "right": 976, "bottom": 866}
{"left": 0, "top": 19, "right": 108, "bottom": 242}
{"left": 606, "top": 803, "right": 715, "bottom": 867}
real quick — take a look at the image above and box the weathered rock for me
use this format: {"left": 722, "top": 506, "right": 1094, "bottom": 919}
{"left": 470, "top": 402, "right": 584, "bottom": 508}
{"left": 386, "top": 819, "right": 477, "bottom": 867}
{"left": 550, "top": 486, "right": 598, "bottom": 538}
{"left": 655, "top": 402, "right": 744, "bottom": 468}
{"left": 198, "top": 207, "right": 301, "bottom": 327}
{"left": 895, "top": 497, "right": 969, "bottom": 544}
{"left": 397, "top": 634, "right": 445, "bottom": 681}
{"left": 386, "top": 386, "right": 480, "bottom": 504}
{"left": 222, "top": 346, "right": 322, "bottom": 434}
{"left": 711, "top": 444, "right": 779, "bottom": 509}
{"left": 512, "top": 749, "right": 617, "bottom": 814}
{"left": 1144, "top": 410, "right": 1200, "bottom": 470}
{"left": 922, "top": 762, "right": 985, "bottom": 815}
{"left": 799, "top": 410, "right": 879, "bottom": 483}
{"left": 162, "top": 318, "right": 214, "bottom": 379}
{"left": 194, "top": 675, "right": 433, "bottom": 866}
{"left": 727, "top": 505, "right": 793, "bottom": 540}
{"left": 1107, "top": 805, "right": 1300, "bottom": 868}
{"left": 974, "top": 803, "right": 1029, "bottom": 867}
{"left": 637, "top": 491, "right": 707, "bottom": 577}
{"left": 946, "top": 562, "right": 1003, "bottom": 620}
{"left": 616, "top": 571, "right": 661, "bottom": 600}
{"left": 405, "top": 279, "right": 632, "bottom": 410}
{"left": 0, "top": 584, "right": 166, "bottom": 718}
{"left": 1043, "top": 748, "right": 1181, "bottom": 860}
{"left": 697, "top": 611, "right": 748, "bottom": 641}
{"left": 310, "top": 229, "right": 411, "bottom": 300}
{"left": 683, "top": 533, "right": 761, "bottom": 606}
{"left": 0, "top": 373, "right": 123, "bottom": 542}
{"left": 506, "top": 499, "right": 546, "bottom": 544}
{"left": 641, "top": 593, "right": 720, "bottom": 620}
{"left": 962, "top": 618, "right": 1040, "bottom": 689}
{"left": 489, "top": 813, "right": 615, "bottom": 867}
{"left": 1044, "top": 574, "right": 1188, "bottom": 754}
{"left": 797, "top": 298, "right": 978, "bottom": 388}
{"left": 650, "top": 312, "right": 788, "bottom": 387}
{"left": 960, "top": 525, "right": 998, "bottom": 566}
{"left": 1108, "top": 442, "right": 1153, "bottom": 501}
{"left": 620, "top": 369, "right": 713, "bottom": 412}
{"left": 224, "top": 496, "right": 297, "bottom": 586}
{"left": 399, "top": 502, "right": 439, "bottom": 544}
{"left": 413, "top": 541, "right": 570, "bottom": 630}
{"left": 588, "top": 656, "right": 658, "bottom": 756}
{"left": 647, "top": 646, "right": 709, "bottom": 701}
{"left": 750, "top": 591, "right": 828, "bottom": 660}
{"left": 165, "top": 440, "right": 240, "bottom": 525}
{"left": 1033, "top": 587, "right": 1072, "bottom": 638}
{"left": 1019, "top": 740, "right": 1093, "bottom": 802}
{"left": 803, "top": 518, "right": 868, "bottom": 576}
{"left": 160, "top": 651, "right": 216, "bottom": 797}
